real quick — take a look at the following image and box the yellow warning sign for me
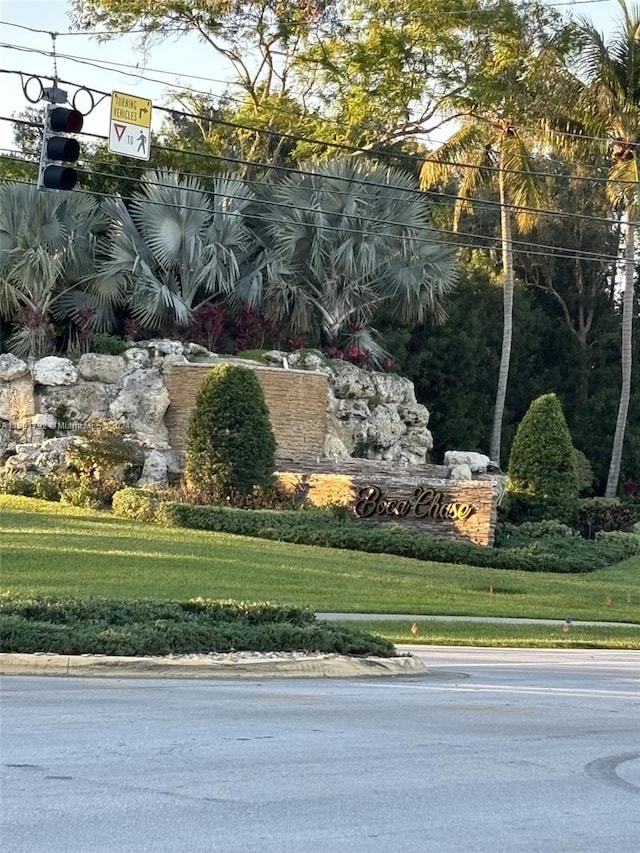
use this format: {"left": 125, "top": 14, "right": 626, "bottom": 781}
{"left": 110, "top": 91, "right": 152, "bottom": 129}
{"left": 109, "top": 91, "right": 153, "bottom": 160}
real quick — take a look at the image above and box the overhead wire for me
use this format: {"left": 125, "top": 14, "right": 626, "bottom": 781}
{"left": 0, "top": 4, "right": 615, "bottom": 38}
{"left": 0, "top": 110, "right": 625, "bottom": 231}
{"left": 0, "top": 72, "right": 618, "bottom": 190}
{"left": 0, "top": 45, "right": 620, "bottom": 169}
{"left": 0, "top": 128, "right": 625, "bottom": 251}
{"left": 0, "top": 13, "right": 628, "bottom": 269}
{"left": 0, "top": 6, "right": 623, "bottom": 170}
{"left": 0, "top": 146, "right": 623, "bottom": 267}
{"left": 0, "top": 109, "right": 615, "bottom": 194}
{"left": 0, "top": 41, "right": 621, "bottom": 155}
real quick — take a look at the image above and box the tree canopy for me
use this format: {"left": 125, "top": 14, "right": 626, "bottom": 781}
{"left": 0, "top": 1, "right": 636, "bottom": 493}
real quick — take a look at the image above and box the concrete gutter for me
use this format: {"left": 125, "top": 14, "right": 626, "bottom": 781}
{"left": 0, "top": 652, "right": 427, "bottom": 680}
{"left": 317, "top": 613, "right": 640, "bottom": 628}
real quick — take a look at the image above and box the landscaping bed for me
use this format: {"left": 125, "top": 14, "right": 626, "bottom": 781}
{"left": 0, "top": 595, "right": 395, "bottom": 657}
{"left": 114, "top": 488, "right": 640, "bottom": 574}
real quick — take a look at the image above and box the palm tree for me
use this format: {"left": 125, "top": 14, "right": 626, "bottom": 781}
{"left": 420, "top": 117, "right": 540, "bottom": 466}
{"left": 250, "top": 157, "right": 457, "bottom": 363}
{"left": 575, "top": 0, "right": 640, "bottom": 496}
{"left": 0, "top": 182, "right": 106, "bottom": 357}
{"left": 97, "top": 169, "right": 258, "bottom": 329}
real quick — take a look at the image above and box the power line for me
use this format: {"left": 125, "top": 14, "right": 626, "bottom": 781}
{"left": 0, "top": 70, "right": 618, "bottom": 191}
{"left": 1, "top": 109, "right": 625, "bottom": 232}
{"left": 1, "top": 37, "right": 621, "bottom": 160}
{"left": 0, "top": 21, "right": 185, "bottom": 38}
{"left": 0, "top": 42, "right": 368, "bottom": 138}
{"left": 0, "top": 4, "right": 614, "bottom": 38}
{"left": 0, "top": 44, "right": 622, "bottom": 161}
{"left": 0, "top": 23, "right": 620, "bottom": 170}
{"left": 0, "top": 149, "right": 622, "bottom": 266}
{"left": 0, "top": 56, "right": 454, "bottom": 165}
{"left": 0, "top": 108, "right": 614, "bottom": 192}
{"left": 72, "top": 169, "right": 629, "bottom": 265}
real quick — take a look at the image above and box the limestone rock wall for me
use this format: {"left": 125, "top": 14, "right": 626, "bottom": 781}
{"left": 0, "top": 343, "right": 438, "bottom": 484}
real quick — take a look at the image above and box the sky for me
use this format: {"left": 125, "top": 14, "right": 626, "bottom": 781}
{"left": 0, "top": 0, "right": 624, "bottom": 158}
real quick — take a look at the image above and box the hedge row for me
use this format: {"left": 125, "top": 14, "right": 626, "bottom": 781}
{"left": 578, "top": 498, "right": 637, "bottom": 536}
{"left": 112, "top": 489, "right": 640, "bottom": 573}
{"left": 0, "top": 595, "right": 316, "bottom": 627}
{"left": 0, "top": 595, "right": 394, "bottom": 657}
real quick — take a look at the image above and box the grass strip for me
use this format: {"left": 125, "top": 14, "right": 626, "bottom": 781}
{"left": 343, "top": 619, "right": 640, "bottom": 650}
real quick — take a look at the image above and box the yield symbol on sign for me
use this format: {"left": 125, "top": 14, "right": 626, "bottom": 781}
{"left": 114, "top": 123, "right": 127, "bottom": 141}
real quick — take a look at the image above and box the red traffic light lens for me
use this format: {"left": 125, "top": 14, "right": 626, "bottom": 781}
{"left": 49, "top": 107, "right": 84, "bottom": 134}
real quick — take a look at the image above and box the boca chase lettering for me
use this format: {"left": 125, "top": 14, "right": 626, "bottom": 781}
{"left": 354, "top": 484, "right": 477, "bottom": 523}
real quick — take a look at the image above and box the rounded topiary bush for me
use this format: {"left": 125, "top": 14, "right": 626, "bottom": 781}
{"left": 506, "top": 393, "right": 579, "bottom": 525}
{"left": 112, "top": 487, "right": 159, "bottom": 522}
{"left": 185, "top": 364, "right": 276, "bottom": 499}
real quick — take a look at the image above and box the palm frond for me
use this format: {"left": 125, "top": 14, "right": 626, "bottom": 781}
{"left": 500, "top": 132, "right": 542, "bottom": 232}
{"left": 340, "top": 325, "right": 390, "bottom": 367}
{"left": 97, "top": 170, "right": 258, "bottom": 328}
{"left": 420, "top": 122, "right": 494, "bottom": 190}
{"left": 607, "top": 155, "right": 640, "bottom": 210}
{"left": 254, "top": 156, "right": 457, "bottom": 341}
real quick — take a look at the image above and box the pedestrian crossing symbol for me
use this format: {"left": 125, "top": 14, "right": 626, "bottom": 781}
{"left": 108, "top": 91, "right": 152, "bottom": 161}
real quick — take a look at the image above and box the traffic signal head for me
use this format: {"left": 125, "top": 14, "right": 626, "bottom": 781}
{"left": 38, "top": 105, "right": 84, "bottom": 191}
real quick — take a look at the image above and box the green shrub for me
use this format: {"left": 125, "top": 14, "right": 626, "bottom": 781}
{"left": 0, "top": 471, "right": 65, "bottom": 503}
{"left": 112, "top": 487, "right": 160, "bottom": 522}
{"left": 0, "top": 469, "right": 33, "bottom": 497}
{"left": 0, "top": 595, "right": 393, "bottom": 657}
{"left": 574, "top": 449, "right": 594, "bottom": 496}
{"left": 90, "top": 333, "right": 128, "bottom": 355}
{"left": 159, "top": 479, "right": 307, "bottom": 511}
{"left": 0, "top": 616, "right": 394, "bottom": 657}
{"left": 623, "top": 496, "right": 640, "bottom": 524}
{"left": 578, "top": 498, "right": 635, "bottom": 538}
{"left": 185, "top": 364, "right": 276, "bottom": 499}
{"left": 506, "top": 393, "right": 579, "bottom": 525}
{"left": 495, "top": 519, "right": 577, "bottom": 548}
{"left": 60, "top": 478, "right": 103, "bottom": 509}
{"left": 32, "top": 475, "right": 61, "bottom": 502}
{"left": 65, "top": 418, "right": 145, "bottom": 504}
{"left": 156, "top": 501, "right": 640, "bottom": 573}
{"left": 0, "top": 595, "right": 316, "bottom": 627}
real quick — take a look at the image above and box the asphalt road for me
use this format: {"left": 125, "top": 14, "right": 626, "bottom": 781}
{"left": 1, "top": 648, "right": 639, "bottom": 853}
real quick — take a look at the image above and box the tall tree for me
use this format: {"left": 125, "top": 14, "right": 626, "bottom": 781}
{"left": 515, "top": 158, "right": 620, "bottom": 412}
{"left": 575, "top": 0, "right": 640, "bottom": 496}
{"left": 419, "top": 2, "right": 576, "bottom": 466}
{"left": 422, "top": 119, "right": 541, "bottom": 466}
{"left": 71, "top": 2, "right": 580, "bottom": 161}
{"left": 70, "top": 1, "right": 331, "bottom": 107}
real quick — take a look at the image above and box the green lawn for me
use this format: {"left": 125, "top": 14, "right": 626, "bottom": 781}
{"left": 342, "top": 620, "right": 640, "bottom": 649}
{"left": 2, "top": 497, "right": 639, "bottom": 631}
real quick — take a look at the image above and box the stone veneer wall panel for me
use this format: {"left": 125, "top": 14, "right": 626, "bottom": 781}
{"left": 276, "top": 471, "right": 497, "bottom": 546}
{"left": 165, "top": 364, "right": 329, "bottom": 464}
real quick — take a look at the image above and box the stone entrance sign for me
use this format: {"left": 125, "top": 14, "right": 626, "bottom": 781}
{"left": 277, "top": 464, "right": 498, "bottom": 546}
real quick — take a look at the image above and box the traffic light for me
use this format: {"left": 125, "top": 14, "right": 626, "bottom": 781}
{"left": 37, "top": 104, "right": 84, "bottom": 191}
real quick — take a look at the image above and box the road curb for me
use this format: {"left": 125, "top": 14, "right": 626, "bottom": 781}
{"left": 0, "top": 652, "right": 427, "bottom": 679}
